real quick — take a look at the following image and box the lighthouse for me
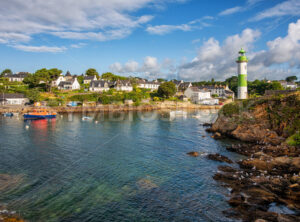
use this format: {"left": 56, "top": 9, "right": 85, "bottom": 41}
{"left": 236, "top": 48, "right": 248, "bottom": 99}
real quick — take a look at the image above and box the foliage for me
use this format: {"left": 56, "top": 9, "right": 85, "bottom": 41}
{"left": 23, "top": 68, "right": 62, "bottom": 91}
{"left": 157, "top": 82, "right": 176, "bottom": 98}
{"left": 101, "top": 72, "right": 128, "bottom": 81}
{"left": 69, "top": 93, "right": 100, "bottom": 102}
{"left": 25, "top": 88, "right": 41, "bottom": 102}
{"left": 222, "top": 103, "right": 240, "bottom": 117}
{"left": 287, "top": 131, "right": 300, "bottom": 146}
{"left": 212, "top": 94, "right": 218, "bottom": 98}
{"left": 1, "top": 69, "right": 12, "bottom": 76}
{"left": 286, "top": 76, "right": 297, "bottom": 82}
{"left": 85, "top": 68, "right": 99, "bottom": 79}
{"left": 77, "top": 75, "right": 84, "bottom": 84}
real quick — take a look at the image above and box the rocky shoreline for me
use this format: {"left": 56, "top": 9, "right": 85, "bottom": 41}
{"left": 205, "top": 92, "right": 300, "bottom": 221}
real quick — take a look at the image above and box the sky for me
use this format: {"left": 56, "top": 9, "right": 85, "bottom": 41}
{"left": 1, "top": 0, "right": 300, "bottom": 81}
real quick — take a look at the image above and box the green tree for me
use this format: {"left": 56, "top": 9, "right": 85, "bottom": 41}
{"left": 26, "top": 88, "right": 41, "bottom": 102}
{"left": 268, "top": 81, "right": 284, "bottom": 90}
{"left": 101, "top": 72, "right": 127, "bottom": 81}
{"left": 23, "top": 68, "right": 62, "bottom": 91}
{"left": 1, "top": 69, "right": 12, "bottom": 77}
{"left": 86, "top": 68, "right": 99, "bottom": 79}
{"left": 158, "top": 82, "right": 176, "bottom": 98}
{"left": 286, "top": 76, "right": 297, "bottom": 82}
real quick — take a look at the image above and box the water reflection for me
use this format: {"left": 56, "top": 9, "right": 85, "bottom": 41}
{"left": 0, "top": 110, "right": 239, "bottom": 222}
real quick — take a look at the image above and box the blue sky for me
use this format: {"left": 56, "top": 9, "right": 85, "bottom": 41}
{"left": 0, "top": 0, "right": 300, "bottom": 81}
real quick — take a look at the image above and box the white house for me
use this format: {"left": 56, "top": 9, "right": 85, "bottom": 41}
{"left": 58, "top": 77, "right": 80, "bottom": 90}
{"left": 51, "top": 75, "right": 66, "bottom": 87}
{"left": 197, "top": 85, "right": 234, "bottom": 98}
{"left": 184, "top": 87, "right": 218, "bottom": 104}
{"left": 279, "top": 81, "right": 298, "bottom": 89}
{"left": 89, "top": 80, "right": 110, "bottom": 92}
{"left": 0, "top": 93, "right": 29, "bottom": 105}
{"left": 137, "top": 80, "right": 160, "bottom": 90}
{"left": 83, "top": 75, "right": 97, "bottom": 84}
{"left": 4, "top": 72, "right": 28, "bottom": 82}
{"left": 114, "top": 80, "right": 133, "bottom": 91}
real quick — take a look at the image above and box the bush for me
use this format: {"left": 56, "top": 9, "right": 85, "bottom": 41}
{"left": 287, "top": 131, "right": 300, "bottom": 146}
{"left": 222, "top": 103, "right": 239, "bottom": 117}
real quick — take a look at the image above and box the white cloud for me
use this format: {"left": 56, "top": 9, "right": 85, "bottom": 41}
{"left": 219, "top": 0, "right": 263, "bottom": 16}
{"left": 178, "top": 28, "right": 261, "bottom": 81}
{"left": 251, "top": 19, "right": 300, "bottom": 67}
{"left": 0, "top": 0, "right": 187, "bottom": 44}
{"left": 252, "top": 0, "right": 300, "bottom": 21}
{"left": 0, "top": 33, "right": 31, "bottom": 44}
{"left": 146, "top": 17, "right": 213, "bottom": 35}
{"left": 70, "top": 43, "right": 87, "bottom": 48}
{"left": 219, "top": 7, "right": 242, "bottom": 16}
{"left": 110, "top": 56, "right": 167, "bottom": 79}
{"left": 12, "top": 45, "right": 67, "bottom": 53}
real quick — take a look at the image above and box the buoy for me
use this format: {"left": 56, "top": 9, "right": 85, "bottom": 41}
{"left": 25, "top": 125, "right": 29, "bottom": 129}
{"left": 95, "top": 121, "right": 98, "bottom": 124}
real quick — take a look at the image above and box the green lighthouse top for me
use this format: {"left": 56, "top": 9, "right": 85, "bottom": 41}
{"left": 236, "top": 48, "right": 248, "bottom": 63}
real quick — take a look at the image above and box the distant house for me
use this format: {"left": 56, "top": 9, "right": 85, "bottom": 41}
{"left": 83, "top": 75, "right": 97, "bottom": 84}
{"left": 184, "top": 87, "right": 218, "bottom": 105}
{"left": 0, "top": 93, "right": 29, "bottom": 105}
{"left": 89, "top": 80, "right": 110, "bottom": 92}
{"left": 58, "top": 78, "right": 80, "bottom": 90}
{"left": 137, "top": 80, "right": 160, "bottom": 90}
{"left": 279, "top": 80, "right": 298, "bottom": 89}
{"left": 51, "top": 75, "right": 66, "bottom": 87}
{"left": 197, "top": 85, "right": 234, "bottom": 98}
{"left": 178, "top": 82, "right": 192, "bottom": 91}
{"left": 52, "top": 71, "right": 78, "bottom": 88}
{"left": 114, "top": 80, "right": 133, "bottom": 91}
{"left": 4, "top": 72, "right": 29, "bottom": 82}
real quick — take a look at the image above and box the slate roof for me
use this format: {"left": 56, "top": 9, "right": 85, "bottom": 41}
{"left": 0, "top": 93, "right": 26, "bottom": 100}
{"left": 84, "top": 75, "right": 96, "bottom": 80}
{"left": 4, "top": 73, "right": 28, "bottom": 78}
{"left": 90, "top": 80, "right": 110, "bottom": 88}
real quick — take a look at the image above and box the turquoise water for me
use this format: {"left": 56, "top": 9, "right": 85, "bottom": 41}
{"left": 0, "top": 110, "right": 242, "bottom": 221}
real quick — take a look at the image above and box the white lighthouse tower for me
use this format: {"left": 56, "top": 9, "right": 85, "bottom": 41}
{"left": 236, "top": 48, "right": 248, "bottom": 99}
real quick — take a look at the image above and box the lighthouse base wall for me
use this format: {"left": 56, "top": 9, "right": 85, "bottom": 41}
{"left": 238, "top": 87, "right": 248, "bottom": 99}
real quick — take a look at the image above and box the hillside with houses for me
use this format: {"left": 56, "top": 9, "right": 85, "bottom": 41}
{"left": 0, "top": 68, "right": 299, "bottom": 107}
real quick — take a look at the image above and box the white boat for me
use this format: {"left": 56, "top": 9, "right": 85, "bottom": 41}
{"left": 82, "top": 116, "right": 93, "bottom": 121}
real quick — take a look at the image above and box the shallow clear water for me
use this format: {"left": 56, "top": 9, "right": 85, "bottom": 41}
{"left": 0, "top": 110, "right": 243, "bottom": 222}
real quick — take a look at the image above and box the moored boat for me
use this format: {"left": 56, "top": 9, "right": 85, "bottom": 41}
{"left": 23, "top": 109, "right": 56, "bottom": 119}
{"left": 3, "top": 112, "right": 13, "bottom": 117}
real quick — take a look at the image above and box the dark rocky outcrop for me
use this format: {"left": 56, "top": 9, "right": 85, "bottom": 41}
{"left": 207, "top": 154, "right": 233, "bottom": 164}
{"left": 209, "top": 92, "right": 300, "bottom": 222}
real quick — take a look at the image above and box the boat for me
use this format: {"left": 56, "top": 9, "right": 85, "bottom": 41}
{"left": 82, "top": 116, "right": 93, "bottom": 121}
{"left": 23, "top": 109, "right": 56, "bottom": 119}
{"left": 3, "top": 112, "right": 13, "bottom": 117}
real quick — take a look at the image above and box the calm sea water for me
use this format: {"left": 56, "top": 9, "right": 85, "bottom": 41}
{"left": 0, "top": 110, "right": 243, "bottom": 222}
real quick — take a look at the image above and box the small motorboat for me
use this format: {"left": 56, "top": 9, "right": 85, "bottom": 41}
{"left": 3, "top": 112, "right": 13, "bottom": 117}
{"left": 23, "top": 109, "right": 56, "bottom": 119}
{"left": 82, "top": 116, "right": 93, "bottom": 121}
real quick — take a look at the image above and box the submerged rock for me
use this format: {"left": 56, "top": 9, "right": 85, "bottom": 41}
{"left": 136, "top": 178, "right": 158, "bottom": 190}
{"left": 0, "top": 174, "right": 23, "bottom": 192}
{"left": 187, "top": 151, "right": 199, "bottom": 157}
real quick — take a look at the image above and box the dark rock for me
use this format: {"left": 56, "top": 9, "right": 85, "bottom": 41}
{"left": 207, "top": 153, "right": 233, "bottom": 164}
{"left": 202, "top": 123, "right": 212, "bottom": 127}
{"left": 211, "top": 132, "right": 222, "bottom": 139}
{"left": 187, "top": 151, "right": 199, "bottom": 157}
